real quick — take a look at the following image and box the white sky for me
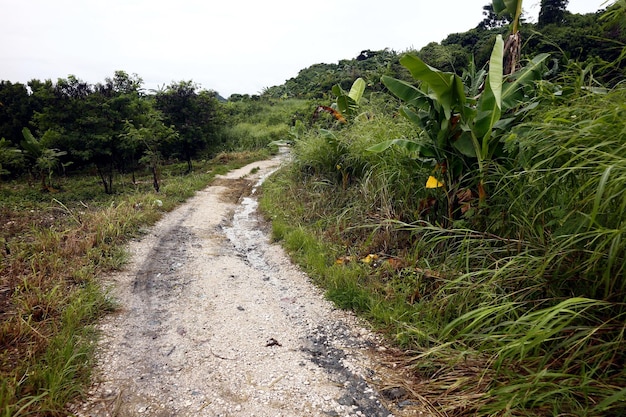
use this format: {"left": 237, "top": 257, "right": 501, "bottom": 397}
{"left": 0, "top": 0, "right": 607, "bottom": 97}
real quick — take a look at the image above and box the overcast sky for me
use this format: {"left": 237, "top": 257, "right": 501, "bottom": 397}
{"left": 1, "top": 0, "right": 607, "bottom": 97}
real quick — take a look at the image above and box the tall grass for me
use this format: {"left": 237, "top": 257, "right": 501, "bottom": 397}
{"left": 220, "top": 122, "right": 289, "bottom": 150}
{"left": 219, "top": 98, "right": 311, "bottom": 151}
{"left": 504, "top": 89, "right": 626, "bottom": 302}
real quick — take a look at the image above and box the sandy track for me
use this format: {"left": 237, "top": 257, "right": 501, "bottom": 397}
{"left": 74, "top": 155, "right": 414, "bottom": 417}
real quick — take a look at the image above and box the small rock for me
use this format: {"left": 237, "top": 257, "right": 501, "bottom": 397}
{"left": 381, "top": 386, "right": 408, "bottom": 401}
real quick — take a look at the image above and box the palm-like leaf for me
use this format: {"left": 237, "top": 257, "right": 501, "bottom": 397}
{"left": 398, "top": 55, "right": 465, "bottom": 119}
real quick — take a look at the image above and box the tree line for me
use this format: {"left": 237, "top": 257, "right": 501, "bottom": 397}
{"left": 262, "top": 0, "right": 624, "bottom": 99}
{"left": 0, "top": 72, "right": 224, "bottom": 193}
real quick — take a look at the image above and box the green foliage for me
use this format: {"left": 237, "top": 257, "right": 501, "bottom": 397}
{"left": 493, "top": 0, "right": 524, "bottom": 32}
{"left": 0, "top": 137, "right": 24, "bottom": 176}
{"left": 331, "top": 77, "right": 366, "bottom": 118}
{"left": 372, "top": 36, "right": 548, "bottom": 222}
{"left": 20, "top": 128, "right": 67, "bottom": 190}
{"left": 538, "top": 0, "right": 570, "bottom": 27}
{"left": 416, "top": 42, "right": 470, "bottom": 73}
{"left": 265, "top": 84, "right": 626, "bottom": 413}
{"left": 504, "top": 88, "right": 626, "bottom": 301}
{"left": 29, "top": 72, "right": 151, "bottom": 194}
{"left": 0, "top": 81, "right": 33, "bottom": 147}
{"left": 260, "top": 9, "right": 626, "bottom": 411}
{"left": 221, "top": 122, "right": 289, "bottom": 151}
{"left": 121, "top": 108, "right": 178, "bottom": 192}
{"left": 154, "top": 81, "right": 223, "bottom": 173}
{"left": 261, "top": 49, "right": 407, "bottom": 100}
{"left": 1, "top": 2, "right": 625, "bottom": 415}
{"left": 219, "top": 98, "right": 309, "bottom": 151}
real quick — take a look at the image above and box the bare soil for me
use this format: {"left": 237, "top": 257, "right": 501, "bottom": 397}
{"left": 74, "top": 154, "right": 427, "bottom": 417}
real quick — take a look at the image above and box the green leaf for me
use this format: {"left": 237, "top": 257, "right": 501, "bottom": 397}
{"left": 367, "top": 138, "right": 436, "bottom": 158}
{"left": 400, "top": 106, "right": 426, "bottom": 130}
{"left": 398, "top": 54, "right": 465, "bottom": 119}
{"left": 492, "top": 0, "right": 523, "bottom": 31}
{"left": 488, "top": 35, "right": 503, "bottom": 110}
{"left": 319, "top": 128, "right": 337, "bottom": 141}
{"left": 452, "top": 132, "right": 477, "bottom": 158}
{"left": 331, "top": 84, "right": 345, "bottom": 98}
{"left": 336, "top": 95, "right": 355, "bottom": 115}
{"left": 589, "top": 165, "right": 613, "bottom": 229}
{"left": 594, "top": 386, "right": 626, "bottom": 413}
{"left": 381, "top": 76, "right": 429, "bottom": 109}
{"left": 474, "top": 35, "right": 504, "bottom": 152}
{"left": 348, "top": 78, "right": 366, "bottom": 103}
{"left": 21, "top": 128, "right": 43, "bottom": 158}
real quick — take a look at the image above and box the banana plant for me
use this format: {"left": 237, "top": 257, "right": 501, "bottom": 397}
{"left": 371, "top": 37, "right": 549, "bottom": 219}
{"left": 331, "top": 77, "right": 366, "bottom": 120}
{"left": 313, "top": 78, "right": 367, "bottom": 124}
{"left": 21, "top": 128, "right": 67, "bottom": 191}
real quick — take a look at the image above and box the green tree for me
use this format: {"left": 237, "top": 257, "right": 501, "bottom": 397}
{"left": 121, "top": 108, "right": 177, "bottom": 192}
{"left": 0, "top": 137, "right": 24, "bottom": 177}
{"left": 0, "top": 81, "right": 34, "bottom": 147}
{"left": 32, "top": 72, "right": 149, "bottom": 194}
{"left": 417, "top": 42, "right": 470, "bottom": 73}
{"left": 538, "top": 0, "right": 569, "bottom": 27}
{"left": 155, "top": 81, "right": 222, "bottom": 172}
{"left": 91, "top": 71, "right": 148, "bottom": 192}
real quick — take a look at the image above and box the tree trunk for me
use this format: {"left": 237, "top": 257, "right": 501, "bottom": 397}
{"left": 504, "top": 32, "right": 521, "bottom": 76}
{"left": 96, "top": 164, "right": 112, "bottom": 194}
{"left": 152, "top": 165, "right": 160, "bottom": 193}
{"left": 186, "top": 157, "right": 193, "bottom": 174}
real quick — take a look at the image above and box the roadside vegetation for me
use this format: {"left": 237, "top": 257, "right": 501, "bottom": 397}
{"left": 261, "top": 1, "right": 626, "bottom": 415}
{"left": 1, "top": 0, "right": 625, "bottom": 415}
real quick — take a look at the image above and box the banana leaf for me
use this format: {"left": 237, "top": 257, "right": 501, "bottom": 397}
{"left": 348, "top": 78, "right": 366, "bottom": 103}
{"left": 398, "top": 55, "right": 465, "bottom": 119}
{"left": 492, "top": 0, "right": 523, "bottom": 32}
{"left": 501, "top": 53, "right": 550, "bottom": 110}
{"left": 381, "top": 75, "right": 430, "bottom": 110}
{"left": 474, "top": 34, "right": 504, "bottom": 156}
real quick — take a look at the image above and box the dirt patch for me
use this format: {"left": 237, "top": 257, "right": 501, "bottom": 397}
{"left": 72, "top": 154, "right": 429, "bottom": 417}
{"left": 212, "top": 177, "right": 254, "bottom": 204}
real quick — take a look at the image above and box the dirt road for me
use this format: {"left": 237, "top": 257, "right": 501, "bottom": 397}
{"left": 75, "top": 154, "right": 417, "bottom": 417}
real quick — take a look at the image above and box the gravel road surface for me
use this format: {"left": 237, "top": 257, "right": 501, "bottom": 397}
{"left": 74, "top": 154, "right": 425, "bottom": 417}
